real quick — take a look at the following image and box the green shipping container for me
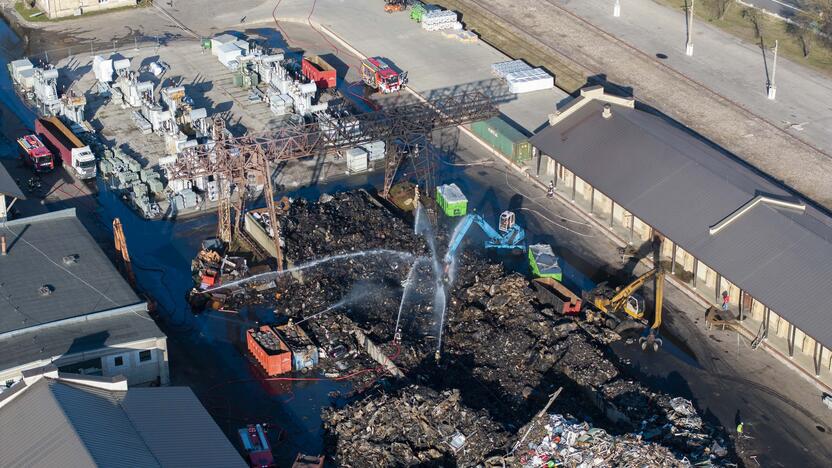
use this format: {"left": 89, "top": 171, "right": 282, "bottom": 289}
{"left": 528, "top": 244, "right": 563, "bottom": 281}
{"left": 471, "top": 117, "right": 532, "bottom": 164}
{"left": 436, "top": 183, "right": 468, "bottom": 217}
{"left": 411, "top": 3, "right": 426, "bottom": 21}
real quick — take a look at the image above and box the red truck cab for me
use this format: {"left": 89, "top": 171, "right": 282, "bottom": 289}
{"left": 361, "top": 57, "right": 407, "bottom": 93}
{"left": 17, "top": 134, "right": 54, "bottom": 172}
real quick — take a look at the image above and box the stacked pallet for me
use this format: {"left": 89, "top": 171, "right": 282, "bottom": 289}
{"left": 422, "top": 10, "right": 460, "bottom": 31}
{"left": 505, "top": 68, "right": 555, "bottom": 94}
{"left": 491, "top": 60, "right": 532, "bottom": 79}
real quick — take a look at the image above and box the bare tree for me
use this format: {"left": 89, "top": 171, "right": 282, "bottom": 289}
{"left": 788, "top": 1, "right": 832, "bottom": 58}
{"left": 742, "top": 7, "right": 763, "bottom": 38}
{"left": 712, "top": 0, "right": 733, "bottom": 20}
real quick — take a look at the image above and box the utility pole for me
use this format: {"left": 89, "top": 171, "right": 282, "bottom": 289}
{"left": 686, "top": 0, "right": 695, "bottom": 56}
{"left": 768, "top": 40, "right": 778, "bottom": 100}
{"left": 614, "top": 0, "right": 621, "bottom": 17}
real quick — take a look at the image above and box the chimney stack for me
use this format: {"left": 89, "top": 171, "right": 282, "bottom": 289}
{"left": 602, "top": 104, "right": 613, "bottom": 119}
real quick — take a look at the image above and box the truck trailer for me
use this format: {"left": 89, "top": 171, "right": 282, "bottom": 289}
{"left": 35, "top": 117, "right": 96, "bottom": 180}
{"left": 17, "top": 134, "right": 54, "bottom": 173}
{"left": 301, "top": 55, "right": 337, "bottom": 89}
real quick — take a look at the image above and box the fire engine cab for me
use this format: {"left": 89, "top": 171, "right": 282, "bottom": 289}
{"left": 361, "top": 57, "right": 407, "bottom": 94}
{"left": 17, "top": 134, "right": 54, "bottom": 172}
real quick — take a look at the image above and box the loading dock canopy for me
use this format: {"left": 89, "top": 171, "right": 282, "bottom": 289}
{"left": 531, "top": 97, "right": 832, "bottom": 349}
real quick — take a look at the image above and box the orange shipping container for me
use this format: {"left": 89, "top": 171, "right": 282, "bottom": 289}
{"left": 246, "top": 326, "right": 293, "bottom": 376}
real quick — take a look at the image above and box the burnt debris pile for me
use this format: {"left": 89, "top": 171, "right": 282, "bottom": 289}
{"left": 281, "top": 191, "right": 427, "bottom": 261}
{"left": 221, "top": 190, "right": 732, "bottom": 465}
{"left": 322, "top": 384, "right": 510, "bottom": 466}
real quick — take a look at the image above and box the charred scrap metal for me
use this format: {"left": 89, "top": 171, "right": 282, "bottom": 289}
{"left": 196, "top": 190, "right": 735, "bottom": 466}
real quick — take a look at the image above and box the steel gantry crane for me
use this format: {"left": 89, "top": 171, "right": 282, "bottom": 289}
{"left": 164, "top": 91, "right": 497, "bottom": 270}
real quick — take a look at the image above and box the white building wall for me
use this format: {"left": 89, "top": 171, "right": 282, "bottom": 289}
{"left": 0, "top": 337, "right": 169, "bottom": 387}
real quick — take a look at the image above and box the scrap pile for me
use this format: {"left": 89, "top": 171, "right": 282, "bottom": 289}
{"left": 322, "top": 384, "right": 510, "bottom": 466}
{"left": 190, "top": 239, "right": 249, "bottom": 291}
{"left": 514, "top": 413, "right": 688, "bottom": 467}
{"left": 435, "top": 255, "right": 731, "bottom": 464}
{"left": 281, "top": 191, "right": 427, "bottom": 262}
{"left": 203, "top": 189, "right": 732, "bottom": 465}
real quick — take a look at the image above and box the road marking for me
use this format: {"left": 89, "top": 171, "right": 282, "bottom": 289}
{"left": 764, "top": 0, "right": 804, "bottom": 13}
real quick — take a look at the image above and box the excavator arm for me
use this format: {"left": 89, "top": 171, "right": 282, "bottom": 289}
{"left": 444, "top": 214, "right": 477, "bottom": 264}
{"left": 606, "top": 268, "right": 657, "bottom": 318}
{"left": 640, "top": 268, "right": 665, "bottom": 351}
{"left": 444, "top": 213, "right": 526, "bottom": 264}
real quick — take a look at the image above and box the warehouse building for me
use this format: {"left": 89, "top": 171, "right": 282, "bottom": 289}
{"left": 0, "top": 208, "right": 169, "bottom": 388}
{"left": 530, "top": 86, "right": 832, "bottom": 386}
{"left": 0, "top": 366, "right": 245, "bottom": 467}
{"left": 34, "top": 0, "right": 136, "bottom": 19}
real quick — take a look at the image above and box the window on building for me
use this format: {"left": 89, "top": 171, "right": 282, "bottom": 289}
{"left": 113, "top": 356, "right": 124, "bottom": 367}
{"left": 138, "top": 350, "right": 152, "bottom": 363}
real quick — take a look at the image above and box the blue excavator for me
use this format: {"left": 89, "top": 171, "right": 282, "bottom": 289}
{"left": 444, "top": 211, "right": 526, "bottom": 266}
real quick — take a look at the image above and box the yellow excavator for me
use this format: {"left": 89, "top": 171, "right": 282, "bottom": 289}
{"left": 584, "top": 266, "right": 665, "bottom": 352}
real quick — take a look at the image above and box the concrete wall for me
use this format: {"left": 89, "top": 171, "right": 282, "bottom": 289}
{"left": 35, "top": 0, "right": 136, "bottom": 19}
{"left": 0, "top": 337, "right": 170, "bottom": 387}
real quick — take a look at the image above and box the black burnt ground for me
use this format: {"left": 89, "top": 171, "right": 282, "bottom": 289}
{"left": 232, "top": 190, "right": 734, "bottom": 466}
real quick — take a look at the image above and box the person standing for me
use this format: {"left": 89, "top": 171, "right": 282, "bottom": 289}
{"left": 722, "top": 290, "right": 730, "bottom": 311}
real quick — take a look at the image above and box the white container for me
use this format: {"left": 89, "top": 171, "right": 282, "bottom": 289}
{"left": 361, "top": 141, "right": 386, "bottom": 162}
{"left": 19, "top": 69, "right": 36, "bottom": 90}
{"left": 210, "top": 34, "right": 237, "bottom": 55}
{"left": 346, "top": 148, "right": 368, "bottom": 173}
{"left": 113, "top": 58, "right": 131, "bottom": 76}
{"left": 93, "top": 55, "right": 114, "bottom": 83}
{"left": 505, "top": 68, "right": 554, "bottom": 94}
{"left": 217, "top": 43, "right": 242, "bottom": 67}
{"left": 233, "top": 39, "right": 250, "bottom": 55}
{"left": 10, "top": 58, "right": 33, "bottom": 82}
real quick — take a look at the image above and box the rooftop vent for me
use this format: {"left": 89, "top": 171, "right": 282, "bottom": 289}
{"left": 602, "top": 104, "right": 612, "bottom": 119}
{"left": 39, "top": 285, "right": 54, "bottom": 296}
{"left": 62, "top": 254, "right": 79, "bottom": 266}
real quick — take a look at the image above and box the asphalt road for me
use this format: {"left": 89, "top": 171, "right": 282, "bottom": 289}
{"left": 553, "top": 0, "right": 832, "bottom": 164}
{"left": 746, "top": 0, "right": 804, "bottom": 16}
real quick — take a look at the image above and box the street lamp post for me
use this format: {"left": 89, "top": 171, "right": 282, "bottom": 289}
{"left": 686, "top": 0, "right": 695, "bottom": 56}
{"left": 768, "top": 40, "right": 779, "bottom": 100}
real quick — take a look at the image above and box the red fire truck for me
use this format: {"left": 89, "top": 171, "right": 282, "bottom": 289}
{"left": 360, "top": 57, "right": 407, "bottom": 93}
{"left": 17, "top": 134, "right": 54, "bottom": 172}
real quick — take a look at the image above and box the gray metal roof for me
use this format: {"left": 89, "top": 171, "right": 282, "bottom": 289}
{"left": 0, "top": 378, "right": 246, "bottom": 468}
{"left": 0, "top": 209, "right": 140, "bottom": 334}
{"left": 0, "top": 305, "right": 163, "bottom": 372}
{"left": 531, "top": 101, "right": 832, "bottom": 348}
{"left": 0, "top": 161, "right": 25, "bottom": 199}
{"left": 120, "top": 387, "right": 248, "bottom": 467}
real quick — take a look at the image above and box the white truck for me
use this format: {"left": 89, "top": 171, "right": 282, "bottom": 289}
{"left": 35, "top": 117, "right": 97, "bottom": 180}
